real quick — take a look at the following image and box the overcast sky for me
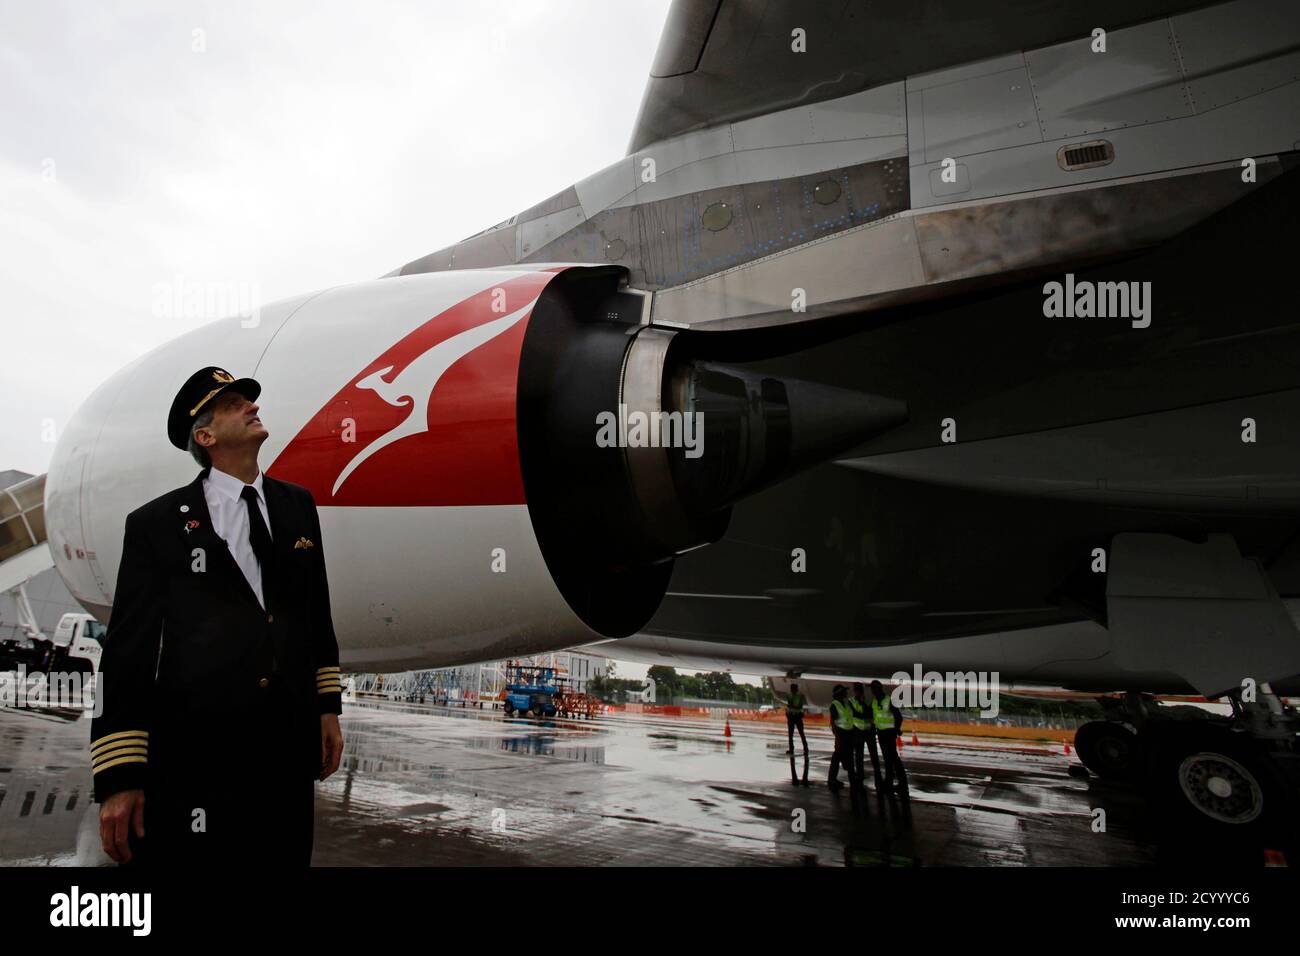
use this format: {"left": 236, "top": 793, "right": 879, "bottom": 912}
{"left": 0, "top": 0, "right": 767, "bottom": 683}
{"left": 0, "top": 0, "right": 671, "bottom": 476}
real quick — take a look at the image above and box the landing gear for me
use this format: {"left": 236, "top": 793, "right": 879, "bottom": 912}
{"left": 1074, "top": 721, "right": 1141, "bottom": 781}
{"left": 1174, "top": 749, "right": 1264, "bottom": 825}
{"left": 1145, "top": 724, "right": 1280, "bottom": 837}
{"left": 1093, "top": 533, "right": 1300, "bottom": 854}
{"left": 1093, "top": 689, "right": 1300, "bottom": 854}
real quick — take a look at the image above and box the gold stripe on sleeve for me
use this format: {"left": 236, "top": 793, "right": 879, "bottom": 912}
{"left": 92, "top": 755, "right": 148, "bottom": 775}
{"left": 92, "top": 746, "right": 148, "bottom": 770}
{"left": 91, "top": 730, "right": 149, "bottom": 755}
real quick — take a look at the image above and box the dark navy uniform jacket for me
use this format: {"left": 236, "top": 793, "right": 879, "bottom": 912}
{"left": 89, "top": 466, "right": 343, "bottom": 802}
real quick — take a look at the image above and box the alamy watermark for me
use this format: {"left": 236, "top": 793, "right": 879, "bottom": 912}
{"left": 50, "top": 886, "right": 150, "bottom": 936}
{"left": 0, "top": 666, "right": 101, "bottom": 716}
{"left": 1042, "top": 273, "right": 1151, "bottom": 329}
{"left": 889, "top": 665, "right": 1001, "bottom": 718}
{"left": 595, "top": 406, "right": 704, "bottom": 458}
{"left": 151, "top": 274, "right": 262, "bottom": 327}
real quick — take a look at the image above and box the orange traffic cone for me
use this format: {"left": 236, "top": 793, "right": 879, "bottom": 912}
{"left": 724, "top": 719, "right": 732, "bottom": 738}
{"left": 895, "top": 734, "right": 903, "bottom": 751}
{"left": 1064, "top": 740, "right": 1072, "bottom": 755}
{"left": 911, "top": 731, "right": 919, "bottom": 746}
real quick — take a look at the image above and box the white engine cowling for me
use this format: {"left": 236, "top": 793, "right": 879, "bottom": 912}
{"left": 46, "top": 264, "right": 905, "bottom": 671}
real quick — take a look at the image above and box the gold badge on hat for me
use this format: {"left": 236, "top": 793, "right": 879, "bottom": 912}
{"left": 190, "top": 370, "right": 237, "bottom": 418}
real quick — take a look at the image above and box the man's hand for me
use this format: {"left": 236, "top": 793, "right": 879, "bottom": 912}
{"left": 320, "top": 713, "right": 343, "bottom": 781}
{"left": 99, "top": 789, "right": 145, "bottom": 864}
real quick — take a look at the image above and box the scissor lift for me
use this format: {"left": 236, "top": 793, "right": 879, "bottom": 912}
{"left": 501, "top": 661, "right": 560, "bottom": 717}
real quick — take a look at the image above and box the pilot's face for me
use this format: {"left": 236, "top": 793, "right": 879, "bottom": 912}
{"left": 201, "top": 389, "right": 268, "bottom": 451}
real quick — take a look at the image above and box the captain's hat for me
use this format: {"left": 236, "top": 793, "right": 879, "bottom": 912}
{"left": 167, "top": 366, "right": 261, "bottom": 450}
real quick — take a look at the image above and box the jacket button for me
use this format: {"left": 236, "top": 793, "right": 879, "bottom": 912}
{"left": 258, "top": 678, "right": 270, "bottom": 688}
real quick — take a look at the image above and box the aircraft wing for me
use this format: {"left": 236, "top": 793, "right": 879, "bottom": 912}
{"left": 627, "top": 0, "right": 1219, "bottom": 153}
{"left": 381, "top": 0, "right": 1300, "bottom": 698}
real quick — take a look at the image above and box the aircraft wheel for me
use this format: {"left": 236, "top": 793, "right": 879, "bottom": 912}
{"left": 1075, "top": 721, "right": 1141, "bottom": 781}
{"left": 504, "top": 703, "right": 514, "bottom": 717}
{"left": 1176, "top": 750, "right": 1263, "bottom": 825}
{"left": 1146, "top": 726, "right": 1293, "bottom": 848}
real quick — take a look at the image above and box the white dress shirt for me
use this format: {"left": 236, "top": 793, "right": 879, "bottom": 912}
{"left": 203, "top": 466, "right": 271, "bottom": 609}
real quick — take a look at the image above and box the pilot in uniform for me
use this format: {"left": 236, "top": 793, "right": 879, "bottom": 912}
{"left": 91, "top": 366, "right": 345, "bottom": 866}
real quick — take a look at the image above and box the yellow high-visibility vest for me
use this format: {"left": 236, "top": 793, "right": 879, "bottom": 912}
{"left": 871, "top": 697, "right": 895, "bottom": 731}
{"left": 847, "top": 696, "right": 868, "bottom": 731}
{"left": 830, "top": 698, "right": 854, "bottom": 731}
{"left": 786, "top": 692, "right": 804, "bottom": 716}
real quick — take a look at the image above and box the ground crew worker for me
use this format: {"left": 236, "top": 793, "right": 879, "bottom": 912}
{"left": 852, "top": 682, "right": 884, "bottom": 790}
{"left": 870, "top": 679, "right": 908, "bottom": 794}
{"left": 847, "top": 683, "right": 868, "bottom": 793}
{"left": 827, "top": 685, "right": 859, "bottom": 792}
{"left": 92, "top": 366, "right": 345, "bottom": 866}
{"left": 785, "top": 682, "right": 809, "bottom": 756}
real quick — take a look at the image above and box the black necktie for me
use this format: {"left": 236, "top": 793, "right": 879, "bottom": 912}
{"left": 241, "top": 485, "right": 278, "bottom": 675}
{"left": 240, "top": 485, "right": 274, "bottom": 571}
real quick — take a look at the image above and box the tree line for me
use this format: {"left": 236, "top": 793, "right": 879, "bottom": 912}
{"left": 585, "top": 664, "right": 777, "bottom": 705}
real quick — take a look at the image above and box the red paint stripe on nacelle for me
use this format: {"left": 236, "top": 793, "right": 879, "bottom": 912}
{"left": 269, "top": 271, "right": 559, "bottom": 506}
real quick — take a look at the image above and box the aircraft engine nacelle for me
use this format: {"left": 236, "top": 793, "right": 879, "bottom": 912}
{"left": 46, "top": 265, "right": 904, "bottom": 671}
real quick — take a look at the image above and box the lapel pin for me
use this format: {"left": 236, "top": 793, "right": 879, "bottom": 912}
{"left": 180, "top": 504, "right": 190, "bottom": 513}
{"left": 184, "top": 519, "right": 200, "bottom": 533}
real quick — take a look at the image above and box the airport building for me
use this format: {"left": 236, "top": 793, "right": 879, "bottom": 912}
{"left": 348, "top": 651, "right": 609, "bottom": 703}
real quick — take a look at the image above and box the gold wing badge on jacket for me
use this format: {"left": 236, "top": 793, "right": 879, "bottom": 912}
{"left": 293, "top": 537, "right": 315, "bottom": 549}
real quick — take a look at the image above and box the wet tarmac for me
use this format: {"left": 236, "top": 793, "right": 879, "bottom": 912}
{"left": 0, "top": 699, "right": 1160, "bottom": 866}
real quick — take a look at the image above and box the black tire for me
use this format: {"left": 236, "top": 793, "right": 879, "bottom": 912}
{"left": 1075, "top": 721, "right": 1141, "bottom": 781}
{"left": 1144, "top": 725, "right": 1295, "bottom": 851}
{"left": 504, "top": 702, "right": 515, "bottom": 717}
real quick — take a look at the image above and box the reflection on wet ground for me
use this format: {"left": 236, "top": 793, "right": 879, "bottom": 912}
{"left": 0, "top": 700, "right": 1159, "bottom": 866}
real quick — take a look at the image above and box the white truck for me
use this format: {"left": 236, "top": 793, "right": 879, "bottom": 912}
{"left": 49, "top": 612, "right": 105, "bottom": 676}
{"left": 0, "top": 611, "right": 103, "bottom": 676}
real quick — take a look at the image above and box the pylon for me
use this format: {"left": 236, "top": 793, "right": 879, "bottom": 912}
{"left": 1064, "top": 740, "right": 1072, "bottom": 755}
{"left": 724, "top": 719, "right": 732, "bottom": 738}
{"left": 911, "top": 731, "right": 919, "bottom": 746}
{"left": 896, "top": 733, "right": 903, "bottom": 751}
